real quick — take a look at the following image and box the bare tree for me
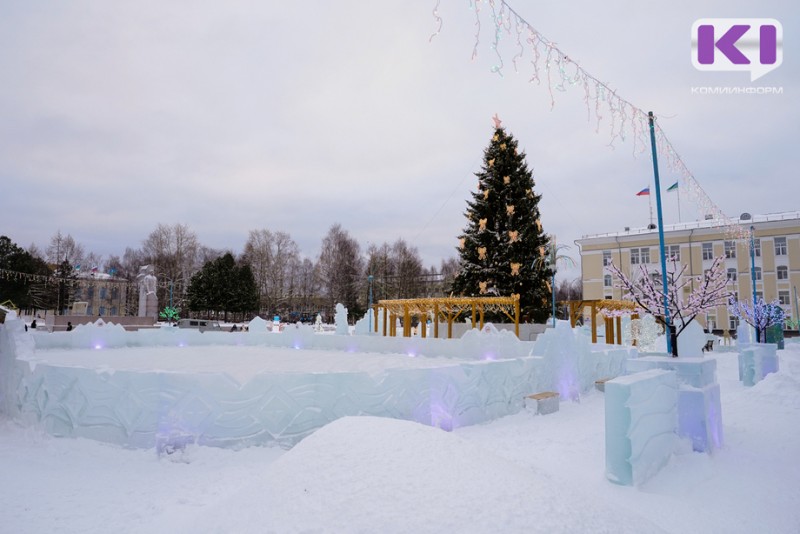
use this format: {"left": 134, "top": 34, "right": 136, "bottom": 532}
{"left": 46, "top": 231, "right": 85, "bottom": 267}
{"left": 242, "top": 229, "right": 302, "bottom": 316}
{"left": 140, "top": 223, "right": 200, "bottom": 309}
{"left": 317, "top": 224, "right": 363, "bottom": 318}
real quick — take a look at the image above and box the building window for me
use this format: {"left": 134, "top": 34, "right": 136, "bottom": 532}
{"left": 630, "top": 248, "right": 640, "bottom": 265}
{"left": 603, "top": 251, "right": 612, "bottom": 266}
{"left": 87, "top": 287, "right": 95, "bottom": 298}
{"left": 729, "top": 316, "right": 739, "bottom": 331}
{"left": 630, "top": 247, "right": 650, "bottom": 264}
{"left": 667, "top": 245, "right": 680, "bottom": 261}
{"left": 755, "top": 291, "right": 763, "bottom": 300}
{"left": 99, "top": 306, "right": 106, "bottom": 316}
{"left": 100, "top": 287, "right": 107, "bottom": 300}
{"left": 604, "top": 274, "right": 612, "bottom": 287}
{"left": 754, "top": 267, "right": 762, "bottom": 281}
{"left": 702, "top": 242, "right": 713, "bottom": 260}
{"left": 753, "top": 238, "right": 761, "bottom": 257}
{"left": 774, "top": 237, "right": 787, "bottom": 256}
{"left": 779, "top": 291, "right": 790, "bottom": 305}
{"left": 727, "top": 268, "right": 737, "bottom": 282}
{"left": 724, "top": 240, "right": 736, "bottom": 259}
{"left": 777, "top": 266, "right": 788, "bottom": 280}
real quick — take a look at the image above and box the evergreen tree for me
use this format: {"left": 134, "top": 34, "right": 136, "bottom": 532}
{"left": 187, "top": 253, "right": 258, "bottom": 321}
{"left": 451, "top": 116, "right": 553, "bottom": 323}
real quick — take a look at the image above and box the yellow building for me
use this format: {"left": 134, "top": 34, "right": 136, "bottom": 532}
{"left": 576, "top": 211, "right": 800, "bottom": 334}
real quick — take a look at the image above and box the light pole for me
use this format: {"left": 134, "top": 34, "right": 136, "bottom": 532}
{"left": 368, "top": 275, "right": 374, "bottom": 333}
{"left": 548, "top": 243, "right": 556, "bottom": 327}
{"left": 647, "top": 112, "right": 673, "bottom": 356}
{"left": 750, "top": 225, "right": 759, "bottom": 342}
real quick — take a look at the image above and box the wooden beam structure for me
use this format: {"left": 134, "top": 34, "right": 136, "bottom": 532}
{"left": 376, "top": 295, "right": 521, "bottom": 339}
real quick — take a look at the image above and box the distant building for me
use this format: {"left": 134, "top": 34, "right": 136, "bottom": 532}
{"left": 576, "top": 211, "right": 800, "bottom": 333}
{"left": 73, "top": 272, "right": 131, "bottom": 316}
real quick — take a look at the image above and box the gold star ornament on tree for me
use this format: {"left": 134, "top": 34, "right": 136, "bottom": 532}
{"left": 508, "top": 230, "right": 518, "bottom": 242}
{"left": 479, "top": 281, "right": 488, "bottom": 294}
{"left": 506, "top": 205, "right": 515, "bottom": 216}
{"left": 510, "top": 263, "right": 521, "bottom": 276}
{"left": 478, "top": 247, "right": 487, "bottom": 260}
{"left": 479, "top": 218, "right": 488, "bottom": 231}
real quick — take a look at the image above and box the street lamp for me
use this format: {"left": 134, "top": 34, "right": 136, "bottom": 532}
{"left": 750, "top": 225, "right": 759, "bottom": 342}
{"left": 368, "top": 275, "right": 374, "bottom": 333}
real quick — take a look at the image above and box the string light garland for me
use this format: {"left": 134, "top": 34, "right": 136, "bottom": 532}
{"left": 433, "top": 0, "right": 747, "bottom": 239}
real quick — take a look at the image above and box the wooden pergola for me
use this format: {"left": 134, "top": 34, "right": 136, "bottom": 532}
{"left": 376, "top": 295, "right": 521, "bottom": 339}
{"left": 565, "top": 299, "right": 639, "bottom": 345}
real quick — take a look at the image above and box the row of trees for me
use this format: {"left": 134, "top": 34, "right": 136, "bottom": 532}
{"left": 1, "top": 224, "right": 468, "bottom": 322}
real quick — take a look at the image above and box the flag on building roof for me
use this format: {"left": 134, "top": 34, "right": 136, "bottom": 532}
{"left": 667, "top": 181, "right": 678, "bottom": 192}
{"left": 636, "top": 187, "right": 650, "bottom": 196}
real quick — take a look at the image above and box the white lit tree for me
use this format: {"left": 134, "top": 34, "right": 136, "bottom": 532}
{"left": 728, "top": 297, "right": 786, "bottom": 343}
{"left": 607, "top": 256, "right": 730, "bottom": 357}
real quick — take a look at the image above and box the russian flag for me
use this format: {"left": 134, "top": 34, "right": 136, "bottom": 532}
{"left": 636, "top": 187, "right": 650, "bottom": 196}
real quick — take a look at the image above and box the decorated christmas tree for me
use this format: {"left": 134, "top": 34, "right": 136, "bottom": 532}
{"left": 451, "top": 115, "right": 553, "bottom": 323}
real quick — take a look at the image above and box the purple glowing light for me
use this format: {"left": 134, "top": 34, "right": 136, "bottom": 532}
{"left": 94, "top": 343, "right": 103, "bottom": 350}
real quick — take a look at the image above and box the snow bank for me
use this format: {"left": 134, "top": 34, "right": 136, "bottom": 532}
{"left": 190, "top": 416, "right": 667, "bottom": 534}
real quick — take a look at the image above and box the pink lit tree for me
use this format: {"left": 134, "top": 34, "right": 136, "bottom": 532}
{"left": 607, "top": 256, "right": 730, "bottom": 356}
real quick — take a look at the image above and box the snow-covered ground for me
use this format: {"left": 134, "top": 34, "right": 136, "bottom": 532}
{"left": 1, "top": 342, "right": 799, "bottom": 533}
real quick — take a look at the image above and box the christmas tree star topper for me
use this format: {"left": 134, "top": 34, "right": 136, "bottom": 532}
{"left": 492, "top": 113, "right": 502, "bottom": 129}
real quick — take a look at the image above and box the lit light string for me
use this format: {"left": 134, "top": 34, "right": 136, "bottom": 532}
{"left": 434, "top": 0, "right": 747, "bottom": 239}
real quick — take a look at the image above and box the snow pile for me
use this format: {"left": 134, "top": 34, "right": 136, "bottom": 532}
{"left": 190, "top": 416, "right": 666, "bottom": 534}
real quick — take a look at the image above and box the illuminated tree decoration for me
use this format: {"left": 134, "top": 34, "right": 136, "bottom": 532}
{"left": 607, "top": 256, "right": 730, "bottom": 356}
{"left": 728, "top": 297, "right": 786, "bottom": 343}
{"left": 452, "top": 115, "right": 552, "bottom": 322}
{"left": 159, "top": 306, "right": 181, "bottom": 324}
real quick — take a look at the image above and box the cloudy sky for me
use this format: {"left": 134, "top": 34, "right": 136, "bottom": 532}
{"left": 1, "top": 0, "right": 797, "bottom": 281}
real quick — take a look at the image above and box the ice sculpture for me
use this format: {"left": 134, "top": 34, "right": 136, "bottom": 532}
{"left": 335, "top": 303, "right": 349, "bottom": 335}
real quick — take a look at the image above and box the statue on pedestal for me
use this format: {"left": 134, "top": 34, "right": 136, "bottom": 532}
{"left": 136, "top": 265, "right": 159, "bottom": 320}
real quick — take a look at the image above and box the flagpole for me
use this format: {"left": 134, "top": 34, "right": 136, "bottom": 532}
{"left": 649, "top": 192, "right": 654, "bottom": 227}
{"left": 677, "top": 187, "right": 682, "bottom": 222}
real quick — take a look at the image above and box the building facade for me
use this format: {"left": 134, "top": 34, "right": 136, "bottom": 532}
{"left": 576, "top": 212, "right": 800, "bottom": 333}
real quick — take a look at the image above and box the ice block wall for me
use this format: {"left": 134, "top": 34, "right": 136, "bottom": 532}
{"left": 605, "top": 369, "right": 678, "bottom": 486}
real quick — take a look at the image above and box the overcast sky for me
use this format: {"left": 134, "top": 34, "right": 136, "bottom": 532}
{"left": 1, "top": 0, "right": 797, "bottom": 281}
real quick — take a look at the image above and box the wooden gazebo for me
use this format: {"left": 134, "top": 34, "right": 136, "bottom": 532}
{"left": 565, "top": 299, "right": 639, "bottom": 345}
{"left": 376, "top": 295, "right": 520, "bottom": 339}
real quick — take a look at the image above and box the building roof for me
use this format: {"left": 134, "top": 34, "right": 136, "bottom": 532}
{"left": 578, "top": 211, "right": 800, "bottom": 242}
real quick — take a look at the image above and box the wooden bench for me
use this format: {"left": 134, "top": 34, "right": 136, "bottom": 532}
{"left": 525, "top": 391, "right": 560, "bottom": 415}
{"left": 595, "top": 377, "right": 612, "bottom": 392}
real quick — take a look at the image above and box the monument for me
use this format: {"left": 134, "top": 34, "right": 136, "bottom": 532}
{"left": 136, "top": 265, "right": 159, "bottom": 320}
